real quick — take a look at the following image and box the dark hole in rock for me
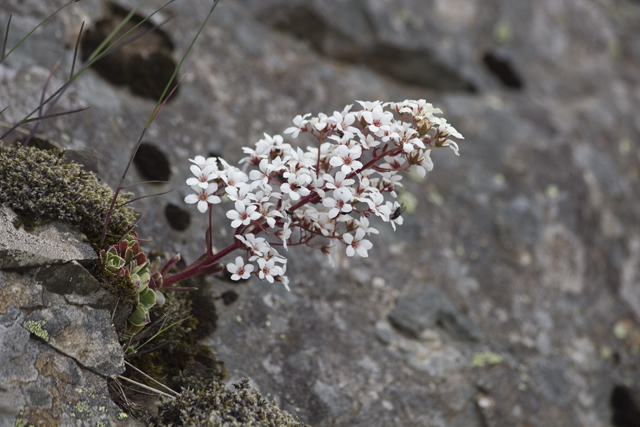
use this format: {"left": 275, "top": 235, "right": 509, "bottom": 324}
{"left": 482, "top": 51, "right": 524, "bottom": 89}
{"left": 164, "top": 203, "right": 191, "bottom": 231}
{"left": 611, "top": 385, "right": 640, "bottom": 427}
{"left": 80, "top": 2, "right": 179, "bottom": 102}
{"left": 133, "top": 142, "right": 171, "bottom": 182}
{"left": 221, "top": 290, "right": 239, "bottom": 306}
{"left": 270, "top": 6, "right": 327, "bottom": 52}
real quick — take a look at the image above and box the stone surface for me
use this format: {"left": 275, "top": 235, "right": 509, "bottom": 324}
{"left": 2, "top": 0, "right": 640, "bottom": 426}
{"left": 0, "top": 209, "right": 136, "bottom": 426}
{"left": 0, "top": 206, "right": 97, "bottom": 269}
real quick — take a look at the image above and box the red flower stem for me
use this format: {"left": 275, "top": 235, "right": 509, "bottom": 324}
{"left": 207, "top": 208, "right": 214, "bottom": 256}
{"left": 162, "top": 240, "right": 240, "bottom": 286}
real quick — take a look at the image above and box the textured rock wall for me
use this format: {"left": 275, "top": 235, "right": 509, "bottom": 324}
{"left": 0, "top": 208, "right": 137, "bottom": 426}
{"left": 2, "top": 0, "right": 640, "bottom": 425}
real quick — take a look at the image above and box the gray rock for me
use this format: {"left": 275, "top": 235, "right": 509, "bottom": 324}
{"left": 0, "top": 207, "right": 96, "bottom": 269}
{"left": 35, "top": 261, "right": 133, "bottom": 330}
{"left": 0, "top": 211, "right": 136, "bottom": 425}
{"left": 389, "top": 284, "right": 482, "bottom": 342}
{"left": 24, "top": 305, "right": 124, "bottom": 378}
{"left": 3, "top": 0, "right": 640, "bottom": 425}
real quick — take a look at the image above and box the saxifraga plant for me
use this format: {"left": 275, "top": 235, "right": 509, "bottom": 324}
{"left": 154, "top": 99, "right": 464, "bottom": 290}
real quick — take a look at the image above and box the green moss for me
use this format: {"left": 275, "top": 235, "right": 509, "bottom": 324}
{"left": 0, "top": 145, "right": 137, "bottom": 248}
{"left": 156, "top": 379, "right": 310, "bottom": 427}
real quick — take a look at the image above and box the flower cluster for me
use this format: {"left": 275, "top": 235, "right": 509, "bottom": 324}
{"left": 183, "top": 100, "right": 463, "bottom": 290}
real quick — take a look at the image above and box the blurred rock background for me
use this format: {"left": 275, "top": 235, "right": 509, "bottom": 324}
{"left": 2, "top": 0, "right": 640, "bottom": 425}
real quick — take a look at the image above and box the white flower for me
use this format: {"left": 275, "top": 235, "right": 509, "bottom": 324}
{"left": 357, "top": 215, "right": 379, "bottom": 235}
{"left": 413, "top": 151, "right": 434, "bottom": 177}
{"left": 221, "top": 167, "right": 249, "bottom": 188}
{"left": 257, "top": 258, "right": 284, "bottom": 283}
{"left": 225, "top": 183, "right": 253, "bottom": 205}
{"left": 189, "top": 155, "right": 218, "bottom": 169}
{"left": 284, "top": 114, "right": 311, "bottom": 138}
{"left": 314, "top": 212, "right": 336, "bottom": 236}
{"left": 226, "top": 256, "right": 254, "bottom": 280}
{"left": 434, "top": 117, "right": 463, "bottom": 140}
{"left": 356, "top": 100, "right": 383, "bottom": 112}
{"left": 323, "top": 171, "right": 355, "bottom": 190}
{"left": 255, "top": 133, "right": 287, "bottom": 156}
{"left": 329, "top": 144, "right": 363, "bottom": 175}
{"left": 236, "top": 233, "right": 269, "bottom": 259}
{"left": 280, "top": 217, "right": 292, "bottom": 249}
{"left": 184, "top": 183, "right": 221, "bottom": 213}
{"left": 442, "top": 139, "right": 460, "bottom": 156}
{"left": 343, "top": 228, "right": 373, "bottom": 257}
{"left": 280, "top": 172, "right": 311, "bottom": 201}
{"left": 331, "top": 106, "right": 356, "bottom": 133}
{"left": 186, "top": 163, "right": 218, "bottom": 188}
{"left": 226, "top": 200, "right": 262, "bottom": 228}
{"left": 309, "top": 112, "right": 331, "bottom": 132}
{"left": 360, "top": 104, "right": 393, "bottom": 134}
{"left": 358, "top": 133, "right": 380, "bottom": 149}
{"left": 249, "top": 158, "right": 273, "bottom": 185}
{"left": 386, "top": 201, "right": 405, "bottom": 231}
{"left": 322, "top": 187, "right": 354, "bottom": 219}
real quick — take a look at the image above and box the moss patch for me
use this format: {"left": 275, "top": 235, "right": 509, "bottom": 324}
{"left": 156, "top": 379, "right": 310, "bottom": 427}
{"left": 0, "top": 145, "right": 136, "bottom": 248}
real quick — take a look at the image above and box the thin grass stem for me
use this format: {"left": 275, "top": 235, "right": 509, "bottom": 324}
{"left": 116, "top": 375, "right": 174, "bottom": 399}
{"left": 1, "top": 15, "right": 11, "bottom": 63}
{"left": 70, "top": 21, "right": 84, "bottom": 80}
{"left": 1, "top": 1, "right": 75, "bottom": 65}
{"left": 124, "top": 361, "right": 179, "bottom": 397}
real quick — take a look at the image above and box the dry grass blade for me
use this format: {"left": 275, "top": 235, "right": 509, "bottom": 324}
{"left": 124, "top": 361, "right": 179, "bottom": 397}
{"left": 117, "top": 375, "right": 175, "bottom": 399}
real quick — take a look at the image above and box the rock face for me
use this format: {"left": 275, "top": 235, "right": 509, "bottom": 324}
{"left": 2, "top": 0, "right": 640, "bottom": 426}
{"left": 0, "top": 208, "right": 137, "bottom": 426}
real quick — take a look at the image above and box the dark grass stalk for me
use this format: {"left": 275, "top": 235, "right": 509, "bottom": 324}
{"left": 0, "top": 1, "right": 75, "bottom": 65}
{"left": 100, "top": 0, "right": 221, "bottom": 247}
{"left": 1, "top": 15, "right": 11, "bottom": 63}
{"left": 69, "top": 21, "right": 84, "bottom": 80}
{"left": 116, "top": 190, "right": 174, "bottom": 209}
{"left": 119, "top": 181, "right": 172, "bottom": 188}
{"left": 23, "top": 60, "right": 61, "bottom": 147}
{"left": 20, "top": 107, "right": 90, "bottom": 124}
